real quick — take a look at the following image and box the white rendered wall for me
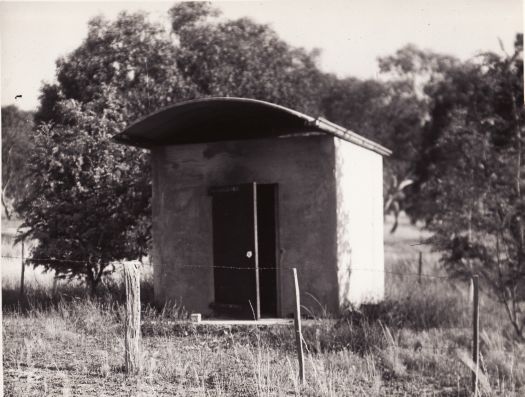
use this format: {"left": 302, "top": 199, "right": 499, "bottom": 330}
{"left": 334, "top": 139, "right": 385, "bottom": 306}
{"left": 151, "top": 135, "right": 339, "bottom": 317}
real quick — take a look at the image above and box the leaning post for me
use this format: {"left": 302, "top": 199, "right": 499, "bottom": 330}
{"left": 124, "top": 262, "right": 141, "bottom": 374}
{"left": 418, "top": 251, "right": 423, "bottom": 284}
{"left": 472, "top": 274, "right": 479, "bottom": 395}
{"left": 292, "top": 268, "right": 305, "bottom": 384}
{"left": 20, "top": 239, "right": 25, "bottom": 299}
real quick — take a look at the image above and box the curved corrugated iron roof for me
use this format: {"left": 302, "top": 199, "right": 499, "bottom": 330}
{"left": 113, "top": 97, "right": 391, "bottom": 156}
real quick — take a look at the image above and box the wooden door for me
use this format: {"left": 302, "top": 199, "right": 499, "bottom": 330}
{"left": 211, "top": 183, "right": 259, "bottom": 319}
{"left": 211, "top": 183, "right": 279, "bottom": 319}
{"left": 211, "top": 183, "right": 278, "bottom": 319}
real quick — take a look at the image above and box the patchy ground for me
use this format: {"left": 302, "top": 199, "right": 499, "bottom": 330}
{"left": 3, "top": 302, "right": 524, "bottom": 397}
{"left": 3, "top": 215, "right": 524, "bottom": 396}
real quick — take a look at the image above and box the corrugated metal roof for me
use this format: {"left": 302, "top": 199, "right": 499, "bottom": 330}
{"left": 113, "top": 97, "right": 391, "bottom": 156}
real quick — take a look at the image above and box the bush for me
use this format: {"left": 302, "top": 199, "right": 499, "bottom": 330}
{"left": 350, "top": 281, "right": 469, "bottom": 331}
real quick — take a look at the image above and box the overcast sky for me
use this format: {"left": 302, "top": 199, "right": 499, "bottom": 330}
{"left": 1, "top": 0, "right": 523, "bottom": 111}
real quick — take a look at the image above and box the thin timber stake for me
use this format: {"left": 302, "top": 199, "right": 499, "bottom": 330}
{"left": 472, "top": 275, "right": 479, "bottom": 395}
{"left": 20, "top": 239, "right": 25, "bottom": 299}
{"left": 124, "top": 262, "right": 141, "bottom": 374}
{"left": 292, "top": 268, "right": 305, "bottom": 384}
{"left": 418, "top": 251, "right": 423, "bottom": 284}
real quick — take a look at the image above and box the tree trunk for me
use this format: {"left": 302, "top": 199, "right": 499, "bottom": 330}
{"left": 1, "top": 190, "right": 11, "bottom": 220}
{"left": 2, "top": 146, "right": 13, "bottom": 220}
{"left": 85, "top": 267, "right": 99, "bottom": 297}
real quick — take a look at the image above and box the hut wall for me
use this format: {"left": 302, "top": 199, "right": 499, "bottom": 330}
{"left": 151, "top": 135, "right": 340, "bottom": 317}
{"left": 334, "top": 138, "right": 385, "bottom": 306}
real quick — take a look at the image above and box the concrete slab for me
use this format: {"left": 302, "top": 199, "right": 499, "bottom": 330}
{"left": 198, "top": 318, "right": 293, "bottom": 326}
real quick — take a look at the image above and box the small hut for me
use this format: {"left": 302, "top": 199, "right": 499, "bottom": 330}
{"left": 114, "top": 97, "right": 391, "bottom": 319}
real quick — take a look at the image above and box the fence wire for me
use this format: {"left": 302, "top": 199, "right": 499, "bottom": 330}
{"left": 1, "top": 254, "right": 454, "bottom": 279}
{"left": 2, "top": 252, "right": 494, "bottom": 341}
{"left": 1, "top": 237, "right": 492, "bottom": 394}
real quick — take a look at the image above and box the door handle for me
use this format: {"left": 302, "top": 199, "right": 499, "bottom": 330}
{"left": 246, "top": 250, "right": 253, "bottom": 258}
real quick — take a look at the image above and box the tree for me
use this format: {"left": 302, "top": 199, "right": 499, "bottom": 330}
{"left": 18, "top": 102, "right": 151, "bottom": 293}
{"left": 19, "top": 12, "right": 195, "bottom": 292}
{"left": 319, "top": 72, "right": 426, "bottom": 232}
{"left": 169, "top": 2, "right": 326, "bottom": 115}
{"left": 1, "top": 105, "right": 34, "bottom": 219}
{"left": 35, "top": 12, "right": 197, "bottom": 125}
{"left": 374, "top": 46, "right": 462, "bottom": 229}
{"left": 412, "top": 35, "right": 525, "bottom": 338}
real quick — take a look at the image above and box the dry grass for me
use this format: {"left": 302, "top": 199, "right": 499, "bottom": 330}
{"left": 3, "top": 278, "right": 525, "bottom": 396}
{"left": 3, "top": 215, "right": 525, "bottom": 396}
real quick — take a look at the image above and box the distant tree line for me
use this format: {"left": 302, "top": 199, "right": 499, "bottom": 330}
{"left": 2, "top": 3, "right": 523, "bottom": 336}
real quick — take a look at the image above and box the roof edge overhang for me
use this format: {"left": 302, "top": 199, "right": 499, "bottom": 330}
{"left": 312, "top": 117, "right": 392, "bottom": 157}
{"left": 113, "top": 97, "right": 392, "bottom": 157}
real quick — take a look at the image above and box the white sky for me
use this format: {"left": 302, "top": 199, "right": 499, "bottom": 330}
{"left": 1, "top": 0, "right": 523, "bottom": 111}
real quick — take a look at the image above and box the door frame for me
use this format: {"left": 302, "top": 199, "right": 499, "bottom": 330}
{"left": 252, "top": 182, "right": 261, "bottom": 319}
{"left": 270, "top": 184, "right": 281, "bottom": 318}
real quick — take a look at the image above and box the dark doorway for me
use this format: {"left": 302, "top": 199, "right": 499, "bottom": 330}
{"left": 210, "top": 183, "right": 278, "bottom": 319}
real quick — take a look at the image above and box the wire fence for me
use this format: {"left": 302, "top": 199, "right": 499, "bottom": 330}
{"left": 0, "top": 250, "right": 489, "bottom": 321}
{"left": 0, "top": 254, "right": 452, "bottom": 278}
{"left": 0, "top": 237, "right": 492, "bottom": 321}
{"left": 1, "top": 247, "right": 490, "bottom": 393}
{"left": 0, "top": 231, "right": 504, "bottom": 395}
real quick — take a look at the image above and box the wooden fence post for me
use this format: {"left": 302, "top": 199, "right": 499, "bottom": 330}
{"left": 124, "top": 262, "right": 141, "bottom": 374}
{"left": 20, "top": 239, "right": 25, "bottom": 299}
{"left": 418, "top": 251, "right": 423, "bottom": 284}
{"left": 472, "top": 274, "right": 479, "bottom": 395}
{"left": 292, "top": 268, "right": 305, "bottom": 384}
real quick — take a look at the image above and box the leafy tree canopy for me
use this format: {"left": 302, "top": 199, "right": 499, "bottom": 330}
{"left": 20, "top": 11, "right": 194, "bottom": 292}
{"left": 1, "top": 105, "right": 34, "bottom": 219}
{"left": 412, "top": 35, "right": 525, "bottom": 338}
{"left": 319, "top": 66, "right": 430, "bottom": 232}
{"left": 169, "top": 2, "right": 326, "bottom": 114}
{"left": 36, "top": 11, "right": 197, "bottom": 125}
